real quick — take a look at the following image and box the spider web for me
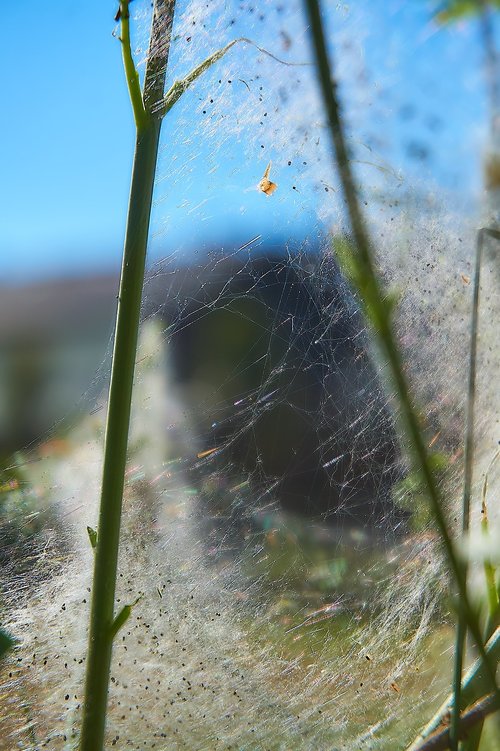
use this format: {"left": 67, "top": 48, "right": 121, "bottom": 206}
{"left": 1, "top": 1, "right": 500, "bottom": 749}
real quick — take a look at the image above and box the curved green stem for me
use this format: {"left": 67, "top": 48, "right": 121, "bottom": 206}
{"left": 450, "top": 228, "right": 485, "bottom": 749}
{"left": 303, "top": 0, "right": 500, "bottom": 714}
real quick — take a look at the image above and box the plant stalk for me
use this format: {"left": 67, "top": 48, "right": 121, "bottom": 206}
{"left": 451, "top": 225, "right": 494, "bottom": 750}
{"left": 79, "top": 119, "right": 162, "bottom": 751}
{"left": 303, "top": 0, "right": 500, "bottom": 712}
{"left": 450, "top": 224, "right": 484, "bottom": 749}
{"left": 482, "top": 448, "right": 500, "bottom": 635}
{"left": 79, "top": 2, "right": 174, "bottom": 749}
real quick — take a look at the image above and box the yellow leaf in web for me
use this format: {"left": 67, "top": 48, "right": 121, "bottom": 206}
{"left": 258, "top": 161, "right": 278, "bottom": 196}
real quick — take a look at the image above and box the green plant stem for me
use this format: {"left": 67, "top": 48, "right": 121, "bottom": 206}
{"left": 79, "top": 3, "right": 173, "bottom": 749}
{"left": 482, "top": 448, "right": 500, "bottom": 632}
{"left": 119, "top": 1, "right": 147, "bottom": 129}
{"left": 303, "top": 0, "right": 500, "bottom": 714}
{"left": 450, "top": 226, "right": 484, "bottom": 749}
{"left": 79, "top": 118, "right": 162, "bottom": 751}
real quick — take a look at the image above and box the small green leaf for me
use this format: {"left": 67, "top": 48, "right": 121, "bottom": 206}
{"left": 109, "top": 595, "right": 142, "bottom": 640}
{"left": 87, "top": 526, "right": 98, "bottom": 549}
{"left": 0, "top": 627, "right": 15, "bottom": 659}
{"left": 110, "top": 605, "right": 131, "bottom": 639}
{"left": 484, "top": 227, "right": 500, "bottom": 242}
{"left": 436, "top": 0, "right": 500, "bottom": 24}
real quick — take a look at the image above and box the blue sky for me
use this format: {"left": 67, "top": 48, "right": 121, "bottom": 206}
{"left": 0, "top": 1, "right": 497, "bottom": 281}
{"left": 1, "top": 2, "right": 133, "bottom": 279}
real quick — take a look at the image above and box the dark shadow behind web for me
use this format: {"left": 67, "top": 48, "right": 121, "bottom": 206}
{"left": 143, "top": 240, "right": 407, "bottom": 552}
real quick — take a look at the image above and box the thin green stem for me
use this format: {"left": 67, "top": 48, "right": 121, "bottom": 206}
{"left": 450, "top": 229, "right": 484, "bottom": 749}
{"left": 78, "top": 2, "right": 174, "bottom": 749}
{"left": 119, "top": 1, "right": 148, "bottom": 130}
{"left": 303, "top": 0, "right": 500, "bottom": 709}
{"left": 482, "top": 449, "right": 500, "bottom": 632}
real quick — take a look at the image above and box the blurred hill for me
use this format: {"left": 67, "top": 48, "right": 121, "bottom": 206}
{"left": 0, "top": 274, "right": 118, "bottom": 454}
{"left": 0, "top": 274, "right": 118, "bottom": 342}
